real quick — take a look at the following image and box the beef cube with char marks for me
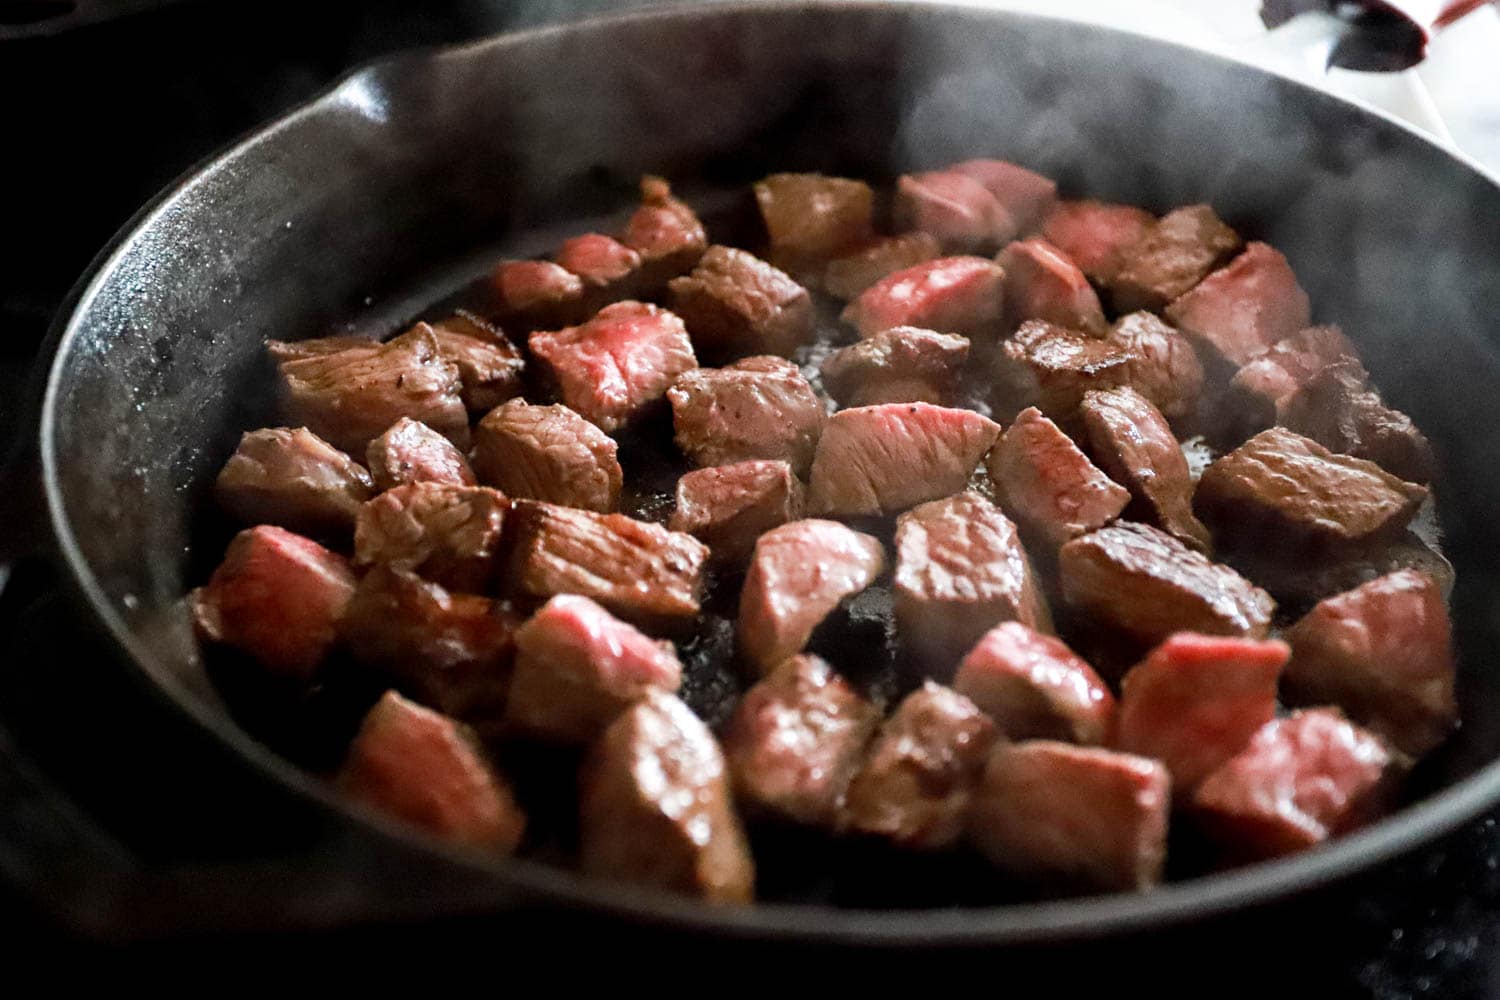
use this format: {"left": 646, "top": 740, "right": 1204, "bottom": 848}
{"left": 471, "top": 399, "right": 621, "bottom": 513}
{"left": 555, "top": 233, "right": 642, "bottom": 295}
{"left": 807, "top": 402, "right": 1001, "bottom": 518}
{"left": 490, "top": 260, "right": 586, "bottom": 327}
{"left": 754, "top": 172, "right": 875, "bottom": 274}
{"left": 1284, "top": 569, "right": 1456, "bottom": 757}
{"left": 968, "top": 741, "right": 1170, "bottom": 892}
{"left": 1108, "top": 204, "right": 1242, "bottom": 313}
{"left": 668, "top": 459, "right": 804, "bottom": 565}
{"left": 366, "top": 417, "right": 476, "bottom": 492}
{"left": 581, "top": 691, "right": 754, "bottom": 903}
{"left": 667, "top": 246, "right": 814, "bottom": 360}
{"left": 896, "top": 170, "right": 1011, "bottom": 252}
{"left": 723, "top": 654, "right": 879, "bottom": 827}
{"left": 987, "top": 406, "right": 1130, "bottom": 549}
{"left": 1081, "top": 387, "right": 1211, "bottom": 552}
{"left": 215, "top": 427, "right": 374, "bottom": 536}
{"left": 1106, "top": 311, "right": 1206, "bottom": 425}
{"left": 823, "top": 232, "right": 941, "bottom": 300}
{"left": 1194, "top": 708, "right": 1393, "bottom": 861}
{"left": 503, "top": 594, "right": 682, "bottom": 744}
{"left": 1059, "top": 522, "right": 1275, "bottom": 655}
{"left": 266, "top": 334, "right": 377, "bottom": 364}
{"left": 737, "top": 519, "right": 885, "bottom": 674}
{"left": 192, "top": 525, "right": 356, "bottom": 680}
{"left": 842, "top": 682, "right": 999, "bottom": 849}
{"left": 278, "top": 324, "right": 469, "bottom": 455}
{"left": 998, "top": 239, "right": 1107, "bottom": 335}
{"left": 667, "top": 356, "right": 823, "bottom": 476}
{"left": 955, "top": 622, "right": 1115, "bottom": 745}
{"left": 353, "top": 482, "right": 509, "bottom": 593}
{"left": 950, "top": 159, "right": 1059, "bottom": 234}
{"left": 819, "top": 326, "right": 970, "bottom": 408}
{"left": 1165, "top": 242, "right": 1311, "bottom": 368}
{"left": 996, "top": 320, "right": 1133, "bottom": 421}
{"left": 893, "top": 491, "right": 1050, "bottom": 673}
{"left": 1040, "top": 200, "right": 1155, "bottom": 285}
{"left": 340, "top": 690, "right": 526, "bottom": 853}
{"left": 842, "top": 256, "right": 1005, "bottom": 340}
{"left": 1280, "top": 359, "right": 1436, "bottom": 484}
{"left": 506, "top": 501, "right": 709, "bottom": 625}
{"left": 1116, "top": 633, "right": 1289, "bottom": 793}
{"left": 1227, "top": 325, "right": 1359, "bottom": 434}
{"left": 428, "top": 311, "right": 525, "bottom": 414}
{"left": 528, "top": 301, "right": 697, "bottom": 434}
{"left": 621, "top": 175, "right": 708, "bottom": 289}
{"left": 1195, "top": 427, "right": 1428, "bottom": 550}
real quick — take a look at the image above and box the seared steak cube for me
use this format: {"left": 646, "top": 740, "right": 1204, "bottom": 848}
{"left": 738, "top": 519, "right": 885, "bottom": 674}
{"left": 819, "top": 326, "right": 970, "bottom": 408}
{"left": 353, "top": 482, "right": 509, "bottom": 592}
{"left": 823, "top": 232, "right": 941, "bottom": 300}
{"left": 278, "top": 324, "right": 469, "bottom": 455}
{"left": 988, "top": 406, "right": 1129, "bottom": 549}
{"left": 968, "top": 741, "right": 1170, "bottom": 892}
{"left": 555, "top": 233, "right": 642, "bottom": 293}
{"left": 667, "top": 356, "right": 824, "bottom": 475}
{"left": 340, "top": 690, "right": 526, "bottom": 853}
{"left": 996, "top": 320, "right": 1133, "bottom": 421}
{"left": 506, "top": 501, "right": 709, "bottom": 625}
{"left": 1284, "top": 569, "right": 1456, "bottom": 757}
{"left": 842, "top": 256, "right": 1005, "bottom": 339}
{"left": 1227, "top": 324, "right": 1359, "bottom": 432}
{"left": 896, "top": 170, "right": 1010, "bottom": 251}
{"left": 504, "top": 594, "right": 682, "bottom": 743}
{"left": 1040, "top": 200, "right": 1155, "bottom": 284}
{"left": 1115, "top": 633, "right": 1289, "bottom": 793}
{"left": 954, "top": 622, "right": 1115, "bottom": 745}
{"left": 1280, "top": 359, "right": 1436, "bottom": 484}
{"left": 754, "top": 172, "right": 875, "bottom": 274}
{"left": 1165, "top": 242, "right": 1311, "bottom": 367}
{"left": 491, "top": 260, "right": 586, "bottom": 326}
{"left": 215, "top": 426, "right": 374, "bottom": 536}
{"left": 723, "top": 654, "right": 879, "bottom": 827}
{"left": 1106, "top": 311, "right": 1206, "bottom": 425}
{"left": 893, "top": 491, "right": 1049, "bottom": 672}
{"left": 1195, "top": 427, "right": 1428, "bottom": 549}
{"left": 621, "top": 175, "right": 709, "bottom": 289}
{"left": 580, "top": 690, "right": 754, "bottom": 902}
{"left": 950, "top": 158, "right": 1058, "bottom": 234}
{"left": 429, "top": 311, "right": 525, "bottom": 414}
{"left": 997, "top": 239, "right": 1107, "bottom": 335}
{"left": 1059, "top": 522, "right": 1275, "bottom": 651}
{"left": 1108, "top": 204, "right": 1242, "bottom": 313}
{"left": 471, "top": 398, "right": 621, "bottom": 513}
{"left": 266, "top": 334, "right": 377, "bottom": 364}
{"left": 1194, "top": 708, "right": 1394, "bottom": 860}
{"left": 192, "top": 525, "right": 356, "bottom": 680}
{"left": 841, "top": 682, "right": 999, "bottom": 849}
{"left": 366, "top": 417, "right": 476, "bottom": 492}
{"left": 667, "top": 245, "right": 814, "bottom": 360}
{"left": 806, "top": 402, "right": 1001, "bottom": 518}
{"left": 669, "top": 459, "right": 805, "bottom": 564}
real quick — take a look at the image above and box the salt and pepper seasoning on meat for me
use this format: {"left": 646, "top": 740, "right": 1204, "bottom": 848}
{"left": 819, "top": 326, "right": 970, "bottom": 408}
{"left": 995, "top": 320, "right": 1134, "bottom": 422}
{"left": 668, "top": 245, "right": 815, "bottom": 360}
{"left": 667, "top": 357, "right": 824, "bottom": 475}
{"left": 470, "top": 398, "right": 621, "bottom": 513}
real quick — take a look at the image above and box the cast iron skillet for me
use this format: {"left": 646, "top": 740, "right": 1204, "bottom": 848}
{"left": 11, "top": 0, "right": 1500, "bottom": 945}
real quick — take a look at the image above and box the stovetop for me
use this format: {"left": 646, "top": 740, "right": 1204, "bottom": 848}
{"left": 4, "top": 0, "right": 1500, "bottom": 989}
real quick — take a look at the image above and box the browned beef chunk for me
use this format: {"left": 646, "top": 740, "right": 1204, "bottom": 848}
{"left": 266, "top": 334, "right": 377, "bottom": 364}
{"left": 580, "top": 691, "right": 754, "bottom": 903}
{"left": 738, "top": 519, "right": 885, "bottom": 674}
{"left": 192, "top": 525, "right": 356, "bottom": 680}
{"left": 1107, "top": 311, "right": 1206, "bottom": 425}
{"left": 754, "top": 172, "right": 875, "bottom": 275}
{"left": 842, "top": 256, "right": 1006, "bottom": 339}
{"left": 893, "top": 491, "right": 1050, "bottom": 673}
{"left": 823, "top": 232, "right": 942, "bottom": 300}
{"left": 1227, "top": 325, "right": 1359, "bottom": 432}
{"left": 667, "top": 246, "right": 814, "bottom": 360}
{"left": 470, "top": 399, "right": 621, "bottom": 513}
{"left": 489, "top": 260, "right": 586, "bottom": 327}
{"left": 278, "top": 324, "right": 469, "bottom": 455}
{"left": 1165, "top": 242, "right": 1311, "bottom": 367}
{"left": 1284, "top": 569, "right": 1456, "bottom": 757}
{"left": 667, "top": 356, "right": 824, "bottom": 475}
{"left": 1080, "top": 387, "right": 1211, "bottom": 552}
{"left": 621, "top": 175, "right": 708, "bottom": 290}
{"left": 842, "top": 682, "right": 999, "bottom": 849}
{"left": 528, "top": 301, "right": 697, "bottom": 433}
{"left": 503, "top": 594, "right": 682, "bottom": 744}
{"left": 1059, "top": 522, "right": 1275, "bottom": 652}
{"left": 722, "top": 654, "right": 879, "bottom": 827}
{"left": 967, "top": 741, "right": 1170, "bottom": 892}
{"left": 1108, "top": 204, "right": 1242, "bottom": 313}
{"left": 1279, "top": 360, "right": 1436, "bottom": 484}
{"left": 668, "top": 459, "right": 805, "bottom": 564}
{"left": 955, "top": 622, "right": 1115, "bottom": 745}
{"left": 1040, "top": 200, "right": 1155, "bottom": 284}
{"left": 819, "top": 326, "right": 970, "bottom": 408}
{"left": 353, "top": 482, "right": 509, "bottom": 592}
{"left": 998, "top": 239, "right": 1107, "bottom": 335}
{"left": 950, "top": 159, "right": 1059, "bottom": 234}
{"left": 1231, "top": 530, "right": 1453, "bottom": 608}
{"left": 428, "top": 311, "right": 525, "bottom": 414}
{"left": 896, "top": 170, "right": 1011, "bottom": 251}
{"left": 996, "top": 320, "right": 1133, "bottom": 421}
{"left": 806, "top": 402, "right": 1001, "bottom": 518}
{"left": 1195, "top": 427, "right": 1428, "bottom": 550}
{"left": 339, "top": 565, "right": 520, "bottom": 732}
{"left": 555, "top": 233, "right": 642, "bottom": 297}
{"left": 506, "top": 501, "right": 709, "bottom": 625}
{"left": 366, "top": 417, "right": 476, "bottom": 492}
{"left": 215, "top": 427, "right": 374, "bottom": 536}
{"left": 988, "top": 406, "right": 1130, "bottom": 549}
{"left": 340, "top": 690, "right": 526, "bottom": 853}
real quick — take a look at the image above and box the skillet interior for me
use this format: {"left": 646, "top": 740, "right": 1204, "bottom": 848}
{"left": 38, "top": 1, "right": 1500, "bottom": 940}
